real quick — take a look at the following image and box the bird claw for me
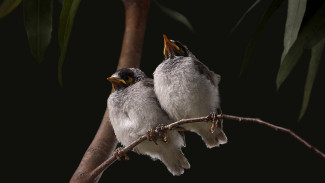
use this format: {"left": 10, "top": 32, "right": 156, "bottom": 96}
{"left": 208, "top": 112, "right": 217, "bottom": 133}
{"left": 147, "top": 129, "right": 159, "bottom": 145}
{"left": 147, "top": 124, "right": 168, "bottom": 145}
{"left": 162, "top": 130, "right": 168, "bottom": 142}
{"left": 114, "top": 147, "right": 129, "bottom": 161}
{"left": 208, "top": 109, "right": 223, "bottom": 133}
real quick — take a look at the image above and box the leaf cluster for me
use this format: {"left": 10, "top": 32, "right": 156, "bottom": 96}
{"left": 233, "top": 0, "right": 325, "bottom": 120}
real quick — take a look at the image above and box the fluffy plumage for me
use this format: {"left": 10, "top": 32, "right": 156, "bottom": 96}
{"left": 153, "top": 36, "right": 227, "bottom": 148}
{"left": 107, "top": 68, "right": 190, "bottom": 175}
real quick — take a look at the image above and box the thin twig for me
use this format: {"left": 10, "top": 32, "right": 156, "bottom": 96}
{"left": 221, "top": 114, "right": 325, "bottom": 159}
{"left": 89, "top": 136, "right": 148, "bottom": 181}
{"left": 89, "top": 114, "right": 325, "bottom": 179}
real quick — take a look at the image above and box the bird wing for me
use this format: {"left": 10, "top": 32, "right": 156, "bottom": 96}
{"left": 193, "top": 59, "right": 220, "bottom": 86}
{"left": 141, "top": 79, "right": 187, "bottom": 146}
{"left": 124, "top": 79, "right": 169, "bottom": 132}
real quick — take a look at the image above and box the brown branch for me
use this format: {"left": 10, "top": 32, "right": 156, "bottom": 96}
{"left": 88, "top": 114, "right": 325, "bottom": 178}
{"left": 89, "top": 135, "right": 148, "bottom": 181}
{"left": 70, "top": 109, "right": 117, "bottom": 183}
{"left": 117, "top": 0, "right": 150, "bottom": 70}
{"left": 70, "top": 0, "right": 150, "bottom": 183}
{"left": 221, "top": 114, "right": 325, "bottom": 159}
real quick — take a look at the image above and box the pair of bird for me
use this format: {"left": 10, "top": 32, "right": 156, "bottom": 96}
{"left": 107, "top": 35, "right": 227, "bottom": 176}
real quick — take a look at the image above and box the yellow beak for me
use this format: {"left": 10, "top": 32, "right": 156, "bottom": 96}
{"left": 107, "top": 77, "right": 127, "bottom": 90}
{"left": 163, "top": 34, "right": 182, "bottom": 58}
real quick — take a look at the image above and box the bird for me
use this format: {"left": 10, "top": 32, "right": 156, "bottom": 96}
{"left": 153, "top": 35, "right": 227, "bottom": 148}
{"left": 107, "top": 68, "right": 190, "bottom": 176}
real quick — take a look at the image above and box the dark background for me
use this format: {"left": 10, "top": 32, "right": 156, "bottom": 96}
{"left": 1, "top": 0, "right": 324, "bottom": 182}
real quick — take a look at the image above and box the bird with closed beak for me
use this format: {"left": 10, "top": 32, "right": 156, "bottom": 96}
{"left": 107, "top": 68, "right": 190, "bottom": 176}
{"left": 153, "top": 35, "right": 227, "bottom": 148}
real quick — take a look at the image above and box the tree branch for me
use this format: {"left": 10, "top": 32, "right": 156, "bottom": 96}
{"left": 221, "top": 114, "right": 325, "bottom": 159}
{"left": 70, "top": 0, "right": 150, "bottom": 182}
{"left": 117, "top": 0, "right": 150, "bottom": 70}
{"left": 89, "top": 113, "right": 325, "bottom": 178}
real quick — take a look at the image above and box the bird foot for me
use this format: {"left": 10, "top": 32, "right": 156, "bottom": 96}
{"left": 208, "top": 112, "right": 217, "bottom": 133}
{"left": 147, "top": 129, "right": 159, "bottom": 145}
{"left": 147, "top": 124, "right": 168, "bottom": 145}
{"left": 208, "top": 109, "right": 223, "bottom": 133}
{"left": 114, "top": 147, "right": 129, "bottom": 161}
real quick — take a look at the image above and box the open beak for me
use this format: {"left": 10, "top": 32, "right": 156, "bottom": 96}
{"left": 107, "top": 77, "right": 127, "bottom": 90}
{"left": 163, "top": 34, "right": 183, "bottom": 58}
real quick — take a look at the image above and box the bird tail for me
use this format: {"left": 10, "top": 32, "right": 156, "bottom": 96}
{"left": 181, "top": 122, "right": 227, "bottom": 148}
{"left": 161, "top": 148, "right": 190, "bottom": 176}
{"left": 203, "top": 127, "right": 227, "bottom": 148}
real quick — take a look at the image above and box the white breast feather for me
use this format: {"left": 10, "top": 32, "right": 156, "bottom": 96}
{"left": 154, "top": 57, "right": 220, "bottom": 121}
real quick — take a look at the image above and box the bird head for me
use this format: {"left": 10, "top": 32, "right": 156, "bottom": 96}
{"left": 107, "top": 68, "right": 146, "bottom": 91}
{"left": 163, "top": 34, "right": 189, "bottom": 59}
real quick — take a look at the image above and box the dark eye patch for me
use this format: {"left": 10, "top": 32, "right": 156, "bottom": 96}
{"left": 118, "top": 68, "right": 135, "bottom": 81}
{"left": 174, "top": 41, "right": 188, "bottom": 57}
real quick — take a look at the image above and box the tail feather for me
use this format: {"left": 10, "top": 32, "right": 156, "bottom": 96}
{"left": 214, "top": 128, "right": 227, "bottom": 144}
{"left": 182, "top": 122, "right": 227, "bottom": 148}
{"left": 160, "top": 148, "right": 190, "bottom": 176}
{"left": 203, "top": 127, "right": 227, "bottom": 148}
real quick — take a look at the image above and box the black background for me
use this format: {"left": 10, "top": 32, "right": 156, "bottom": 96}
{"left": 1, "top": 0, "right": 324, "bottom": 182}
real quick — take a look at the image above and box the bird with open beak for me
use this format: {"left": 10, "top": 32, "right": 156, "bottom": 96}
{"left": 153, "top": 35, "right": 227, "bottom": 148}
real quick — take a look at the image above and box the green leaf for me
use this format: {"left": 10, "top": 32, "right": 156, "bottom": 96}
{"left": 0, "top": 0, "right": 22, "bottom": 19}
{"left": 58, "top": 0, "right": 81, "bottom": 87}
{"left": 24, "top": 0, "right": 53, "bottom": 64}
{"left": 276, "top": 3, "right": 325, "bottom": 89}
{"left": 240, "top": 0, "right": 284, "bottom": 76}
{"left": 281, "top": 0, "right": 307, "bottom": 63}
{"left": 230, "top": 0, "right": 262, "bottom": 34}
{"left": 304, "top": 23, "right": 325, "bottom": 49}
{"left": 154, "top": 0, "right": 194, "bottom": 33}
{"left": 276, "top": 38, "right": 305, "bottom": 89}
{"left": 299, "top": 38, "right": 325, "bottom": 120}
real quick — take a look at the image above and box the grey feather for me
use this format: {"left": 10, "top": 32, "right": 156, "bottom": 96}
{"left": 107, "top": 68, "right": 190, "bottom": 175}
{"left": 154, "top": 43, "right": 227, "bottom": 148}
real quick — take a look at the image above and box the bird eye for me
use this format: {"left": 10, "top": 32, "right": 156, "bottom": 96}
{"left": 125, "top": 76, "right": 133, "bottom": 84}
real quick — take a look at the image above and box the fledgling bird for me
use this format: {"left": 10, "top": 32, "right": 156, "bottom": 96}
{"left": 107, "top": 68, "right": 190, "bottom": 176}
{"left": 153, "top": 35, "right": 227, "bottom": 148}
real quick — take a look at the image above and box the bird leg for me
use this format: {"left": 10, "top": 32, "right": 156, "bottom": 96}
{"left": 147, "top": 124, "right": 168, "bottom": 145}
{"left": 114, "top": 147, "right": 129, "bottom": 161}
{"left": 147, "top": 128, "right": 159, "bottom": 145}
{"left": 156, "top": 124, "right": 169, "bottom": 143}
{"left": 208, "top": 112, "right": 217, "bottom": 133}
{"left": 208, "top": 108, "right": 223, "bottom": 133}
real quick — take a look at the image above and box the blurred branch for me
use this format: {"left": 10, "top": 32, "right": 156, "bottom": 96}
{"left": 117, "top": 0, "right": 150, "bottom": 69}
{"left": 89, "top": 114, "right": 325, "bottom": 174}
{"left": 70, "top": 0, "right": 150, "bottom": 182}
